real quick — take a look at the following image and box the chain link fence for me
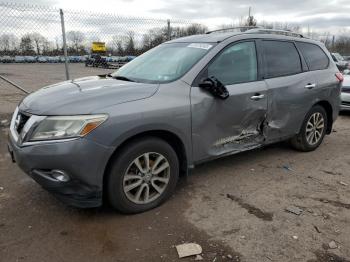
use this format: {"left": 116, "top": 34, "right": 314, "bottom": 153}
{"left": 0, "top": 2, "right": 206, "bottom": 79}
{"left": 0, "top": 2, "right": 208, "bottom": 114}
{"left": 0, "top": 2, "right": 207, "bottom": 113}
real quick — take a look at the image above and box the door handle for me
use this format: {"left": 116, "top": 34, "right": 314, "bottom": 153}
{"left": 250, "top": 94, "right": 265, "bottom": 101}
{"left": 305, "top": 83, "right": 316, "bottom": 89}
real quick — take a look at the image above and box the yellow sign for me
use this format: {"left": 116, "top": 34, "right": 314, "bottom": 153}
{"left": 92, "top": 42, "right": 106, "bottom": 52}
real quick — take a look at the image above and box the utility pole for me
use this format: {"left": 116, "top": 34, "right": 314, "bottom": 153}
{"left": 167, "top": 19, "right": 171, "bottom": 41}
{"left": 60, "top": 8, "right": 70, "bottom": 80}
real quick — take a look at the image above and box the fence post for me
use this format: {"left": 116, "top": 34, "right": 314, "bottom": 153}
{"left": 167, "top": 19, "right": 171, "bottom": 41}
{"left": 60, "top": 8, "right": 70, "bottom": 80}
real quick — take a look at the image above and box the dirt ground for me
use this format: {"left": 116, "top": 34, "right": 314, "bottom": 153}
{"left": 1, "top": 64, "right": 350, "bottom": 262}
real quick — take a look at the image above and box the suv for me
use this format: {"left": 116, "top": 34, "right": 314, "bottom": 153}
{"left": 8, "top": 28, "right": 342, "bottom": 213}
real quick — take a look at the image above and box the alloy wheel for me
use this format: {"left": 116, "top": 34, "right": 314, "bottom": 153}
{"left": 123, "top": 152, "right": 170, "bottom": 204}
{"left": 305, "top": 112, "right": 325, "bottom": 145}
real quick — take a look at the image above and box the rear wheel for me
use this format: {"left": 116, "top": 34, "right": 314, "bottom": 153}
{"left": 107, "top": 137, "right": 179, "bottom": 213}
{"left": 290, "top": 105, "right": 327, "bottom": 152}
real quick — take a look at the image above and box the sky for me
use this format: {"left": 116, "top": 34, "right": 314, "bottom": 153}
{"left": 8, "top": 0, "right": 350, "bottom": 33}
{"left": 1, "top": 0, "right": 349, "bottom": 48}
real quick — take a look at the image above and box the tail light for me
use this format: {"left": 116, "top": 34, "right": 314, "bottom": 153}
{"left": 335, "top": 72, "right": 344, "bottom": 82}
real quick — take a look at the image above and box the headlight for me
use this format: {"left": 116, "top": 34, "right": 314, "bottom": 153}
{"left": 29, "top": 114, "right": 108, "bottom": 141}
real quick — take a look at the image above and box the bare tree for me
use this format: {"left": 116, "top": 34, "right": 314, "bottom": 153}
{"left": 244, "top": 7, "right": 257, "bottom": 27}
{"left": 110, "top": 35, "right": 125, "bottom": 55}
{"left": 0, "top": 33, "right": 18, "bottom": 52}
{"left": 125, "top": 31, "right": 136, "bottom": 55}
{"left": 30, "top": 32, "right": 46, "bottom": 54}
{"left": 19, "top": 34, "right": 35, "bottom": 55}
{"left": 66, "top": 31, "right": 85, "bottom": 54}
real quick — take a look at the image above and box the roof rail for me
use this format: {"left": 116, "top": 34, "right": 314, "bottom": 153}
{"left": 205, "top": 26, "right": 262, "bottom": 34}
{"left": 245, "top": 28, "right": 304, "bottom": 38}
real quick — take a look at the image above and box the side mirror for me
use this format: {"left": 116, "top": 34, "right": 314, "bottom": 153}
{"left": 198, "top": 76, "right": 229, "bottom": 100}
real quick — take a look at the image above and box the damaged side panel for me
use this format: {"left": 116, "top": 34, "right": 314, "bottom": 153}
{"left": 263, "top": 72, "right": 318, "bottom": 143}
{"left": 191, "top": 81, "right": 268, "bottom": 163}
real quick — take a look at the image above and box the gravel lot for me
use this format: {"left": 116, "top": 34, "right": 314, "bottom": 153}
{"left": 1, "top": 64, "right": 350, "bottom": 262}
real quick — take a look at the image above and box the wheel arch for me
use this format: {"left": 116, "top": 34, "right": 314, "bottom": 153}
{"left": 102, "top": 129, "right": 189, "bottom": 201}
{"left": 313, "top": 100, "right": 333, "bottom": 134}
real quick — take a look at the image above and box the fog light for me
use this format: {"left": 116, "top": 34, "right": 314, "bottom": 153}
{"left": 51, "top": 170, "right": 70, "bottom": 182}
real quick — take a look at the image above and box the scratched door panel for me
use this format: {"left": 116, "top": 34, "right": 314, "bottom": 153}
{"left": 191, "top": 80, "right": 268, "bottom": 162}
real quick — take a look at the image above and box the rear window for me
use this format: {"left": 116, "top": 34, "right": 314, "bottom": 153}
{"left": 296, "top": 42, "right": 329, "bottom": 70}
{"left": 262, "top": 41, "right": 302, "bottom": 78}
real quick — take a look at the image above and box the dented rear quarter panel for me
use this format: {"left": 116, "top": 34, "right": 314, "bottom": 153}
{"left": 264, "top": 72, "right": 320, "bottom": 143}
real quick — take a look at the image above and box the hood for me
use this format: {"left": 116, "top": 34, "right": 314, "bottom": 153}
{"left": 19, "top": 76, "right": 159, "bottom": 115}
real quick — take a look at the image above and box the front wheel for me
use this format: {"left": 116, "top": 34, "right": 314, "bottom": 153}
{"left": 107, "top": 137, "right": 179, "bottom": 213}
{"left": 290, "top": 105, "right": 328, "bottom": 152}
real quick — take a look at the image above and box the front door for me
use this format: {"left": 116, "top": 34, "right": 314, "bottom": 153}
{"left": 191, "top": 40, "right": 268, "bottom": 162}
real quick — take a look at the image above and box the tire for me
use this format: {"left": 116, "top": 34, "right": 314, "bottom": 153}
{"left": 107, "top": 137, "right": 179, "bottom": 214}
{"left": 290, "top": 105, "right": 328, "bottom": 152}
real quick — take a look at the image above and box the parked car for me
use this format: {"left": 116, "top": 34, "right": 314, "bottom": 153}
{"left": 52, "top": 56, "right": 61, "bottom": 63}
{"left": 341, "top": 74, "right": 350, "bottom": 111}
{"left": 24, "top": 56, "right": 36, "bottom": 63}
{"left": 46, "top": 56, "right": 60, "bottom": 63}
{"left": 68, "top": 56, "right": 82, "bottom": 63}
{"left": 1, "top": 55, "right": 14, "bottom": 63}
{"left": 59, "top": 56, "right": 66, "bottom": 63}
{"left": 14, "top": 56, "right": 25, "bottom": 63}
{"left": 79, "top": 55, "right": 87, "bottom": 62}
{"left": 331, "top": 52, "right": 349, "bottom": 71}
{"left": 342, "top": 55, "right": 350, "bottom": 61}
{"left": 37, "top": 56, "right": 48, "bottom": 63}
{"left": 8, "top": 28, "right": 342, "bottom": 213}
{"left": 85, "top": 54, "right": 107, "bottom": 67}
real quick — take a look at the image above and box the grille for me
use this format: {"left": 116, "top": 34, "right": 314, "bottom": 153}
{"left": 341, "top": 101, "right": 350, "bottom": 106}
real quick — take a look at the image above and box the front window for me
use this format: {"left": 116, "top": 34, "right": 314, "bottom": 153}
{"left": 111, "top": 43, "right": 214, "bottom": 83}
{"left": 207, "top": 41, "right": 258, "bottom": 85}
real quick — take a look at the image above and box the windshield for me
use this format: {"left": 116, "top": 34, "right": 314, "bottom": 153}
{"left": 111, "top": 42, "right": 214, "bottom": 83}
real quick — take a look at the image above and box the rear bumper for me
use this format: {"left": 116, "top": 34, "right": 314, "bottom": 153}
{"left": 8, "top": 132, "right": 114, "bottom": 208}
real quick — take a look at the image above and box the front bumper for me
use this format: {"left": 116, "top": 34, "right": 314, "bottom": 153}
{"left": 341, "top": 92, "right": 350, "bottom": 111}
{"left": 8, "top": 131, "right": 114, "bottom": 208}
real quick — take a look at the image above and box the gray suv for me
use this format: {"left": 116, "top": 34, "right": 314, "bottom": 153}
{"left": 8, "top": 28, "right": 342, "bottom": 213}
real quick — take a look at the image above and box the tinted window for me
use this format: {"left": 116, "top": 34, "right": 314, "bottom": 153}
{"left": 262, "top": 41, "right": 302, "bottom": 78}
{"left": 297, "top": 42, "right": 329, "bottom": 70}
{"left": 208, "top": 41, "right": 257, "bottom": 85}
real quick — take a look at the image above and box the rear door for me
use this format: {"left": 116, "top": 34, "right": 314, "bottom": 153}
{"left": 295, "top": 42, "right": 340, "bottom": 119}
{"left": 259, "top": 40, "right": 316, "bottom": 142}
{"left": 191, "top": 40, "right": 268, "bottom": 162}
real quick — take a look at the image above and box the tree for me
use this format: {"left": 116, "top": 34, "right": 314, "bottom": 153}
{"left": 19, "top": 34, "right": 35, "bottom": 55}
{"left": 0, "top": 34, "right": 18, "bottom": 54}
{"left": 111, "top": 35, "right": 125, "bottom": 55}
{"left": 244, "top": 7, "right": 257, "bottom": 27}
{"left": 30, "top": 32, "right": 46, "bottom": 54}
{"left": 66, "top": 31, "right": 85, "bottom": 54}
{"left": 125, "top": 31, "right": 136, "bottom": 55}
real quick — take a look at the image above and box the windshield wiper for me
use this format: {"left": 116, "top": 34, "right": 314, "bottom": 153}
{"left": 113, "top": 75, "right": 135, "bottom": 82}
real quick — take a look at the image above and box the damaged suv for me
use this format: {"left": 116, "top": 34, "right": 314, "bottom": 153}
{"left": 8, "top": 28, "right": 342, "bottom": 213}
